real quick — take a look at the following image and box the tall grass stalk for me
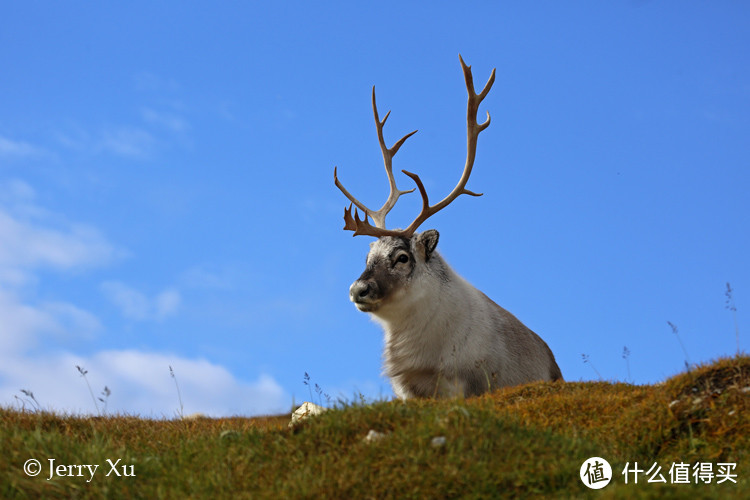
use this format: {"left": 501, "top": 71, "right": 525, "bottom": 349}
{"left": 303, "top": 372, "right": 313, "bottom": 402}
{"left": 76, "top": 365, "right": 100, "bottom": 415}
{"left": 726, "top": 282, "right": 740, "bottom": 355}
{"left": 170, "top": 366, "right": 184, "bottom": 418}
{"left": 666, "top": 321, "right": 691, "bottom": 370}
{"left": 622, "top": 346, "right": 631, "bottom": 382}
{"left": 98, "top": 386, "right": 111, "bottom": 415}
{"left": 303, "top": 372, "right": 331, "bottom": 406}
{"left": 16, "top": 389, "right": 41, "bottom": 412}
{"left": 581, "top": 354, "right": 602, "bottom": 380}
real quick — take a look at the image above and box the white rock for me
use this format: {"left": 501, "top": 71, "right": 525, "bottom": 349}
{"left": 288, "top": 401, "right": 328, "bottom": 427}
{"left": 364, "top": 429, "right": 387, "bottom": 442}
{"left": 183, "top": 412, "right": 208, "bottom": 420}
{"left": 431, "top": 436, "right": 447, "bottom": 448}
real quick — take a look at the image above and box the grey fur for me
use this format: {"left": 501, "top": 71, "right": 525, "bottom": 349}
{"left": 349, "top": 229, "right": 562, "bottom": 399}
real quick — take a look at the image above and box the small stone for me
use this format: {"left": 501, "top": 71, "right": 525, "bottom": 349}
{"left": 431, "top": 436, "right": 447, "bottom": 448}
{"left": 364, "top": 429, "right": 387, "bottom": 442}
{"left": 288, "top": 401, "right": 327, "bottom": 427}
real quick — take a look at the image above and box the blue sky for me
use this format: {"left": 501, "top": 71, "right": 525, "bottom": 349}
{"left": 1, "top": 2, "right": 748, "bottom": 417}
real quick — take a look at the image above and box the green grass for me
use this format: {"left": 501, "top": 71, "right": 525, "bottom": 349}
{"left": 2, "top": 356, "right": 748, "bottom": 499}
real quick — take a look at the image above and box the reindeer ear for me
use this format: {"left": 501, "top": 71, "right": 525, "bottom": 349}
{"left": 416, "top": 229, "right": 439, "bottom": 261}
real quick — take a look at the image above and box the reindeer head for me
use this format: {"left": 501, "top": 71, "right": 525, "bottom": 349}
{"left": 348, "top": 230, "right": 440, "bottom": 314}
{"left": 335, "top": 55, "right": 495, "bottom": 314}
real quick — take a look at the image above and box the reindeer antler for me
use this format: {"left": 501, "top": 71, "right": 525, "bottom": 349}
{"left": 334, "top": 54, "right": 495, "bottom": 238}
{"left": 333, "top": 86, "right": 417, "bottom": 237}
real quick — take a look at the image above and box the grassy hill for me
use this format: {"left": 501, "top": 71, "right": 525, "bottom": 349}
{"left": 2, "top": 356, "right": 748, "bottom": 498}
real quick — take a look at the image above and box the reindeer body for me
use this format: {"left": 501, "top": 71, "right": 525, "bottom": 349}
{"left": 350, "top": 230, "right": 562, "bottom": 398}
{"left": 336, "top": 56, "right": 563, "bottom": 398}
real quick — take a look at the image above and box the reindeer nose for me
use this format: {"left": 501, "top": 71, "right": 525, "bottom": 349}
{"left": 349, "top": 281, "right": 371, "bottom": 302}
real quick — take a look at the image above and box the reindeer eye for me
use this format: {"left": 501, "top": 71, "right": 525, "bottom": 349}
{"left": 396, "top": 254, "right": 409, "bottom": 264}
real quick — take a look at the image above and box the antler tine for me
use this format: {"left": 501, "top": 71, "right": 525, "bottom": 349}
{"left": 335, "top": 55, "right": 493, "bottom": 239}
{"left": 334, "top": 86, "right": 417, "bottom": 237}
{"left": 371, "top": 86, "right": 418, "bottom": 228}
{"left": 399, "top": 54, "right": 495, "bottom": 236}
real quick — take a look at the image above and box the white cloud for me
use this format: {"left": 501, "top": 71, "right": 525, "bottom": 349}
{"left": 0, "top": 183, "right": 110, "bottom": 354}
{"left": 101, "top": 281, "right": 181, "bottom": 321}
{"left": 0, "top": 135, "right": 42, "bottom": 157}
{"left": 0, "top": 179, "right": 36, "bottom": 203}
{"left": 100, "top": 281, "right": 150, "bottom": 320}
{"left": 0, "top": 212, "right": 116, "bottom": 282}
{"left": 0, "top": 180, "right": 119, "bottom": 288}
{"left": 0, "top": 350, "right": 288, "bottom": 417}
{"left": 54, "top": 124, "right": 156, "bottom": 158}
{"left": 180, "top": 265, "right": 236, "bottom": 290}
{"left": 0, "top": 288, "right": 101, "bottom": 354}
{"left": 155, "top": 288, "right": 181, "bottom": 318}
{"left": 0, "top": 213, "right": 115, "bottom": 270}
{"left": 0, "top": 289, "right": 60, "bottom": 353}
{"left": 0, "top": 267, "right": 30, "bottom": 288}
{"left": 42, "top": 301, "right": 102, "bottom": 338}
{"left": 1, "top": 273, "right": 284, "bottom": 416}
{"left": 141, "top": 107, "right": 189, "bottom": 133}
{"left": 0, "top": 181, "right": 287, "bottom": 417}
{"left": 94, "top": 350, "right": 287, "bottom": 416}
{"left": 99, "top": 127, "right": 155, "bottom": 158}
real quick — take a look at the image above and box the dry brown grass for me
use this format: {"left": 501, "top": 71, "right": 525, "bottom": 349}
{"left": 2, "top": 356, "right": 748, "bottom": 498}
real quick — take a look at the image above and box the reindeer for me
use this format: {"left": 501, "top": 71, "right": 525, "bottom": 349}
{"left": 334, "top": 55, "right": 562, "bottom": 399}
